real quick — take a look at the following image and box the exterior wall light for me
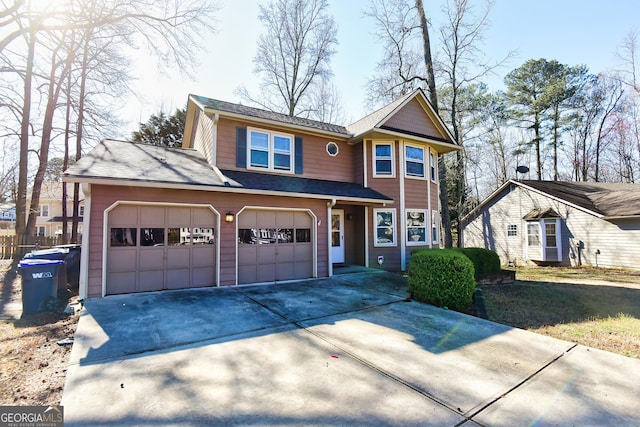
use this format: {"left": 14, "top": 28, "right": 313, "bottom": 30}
{"left": 225, "top": 212, "right": 234, "bottom": 223}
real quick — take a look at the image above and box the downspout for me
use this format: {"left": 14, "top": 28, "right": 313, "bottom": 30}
{"left": 78, "top": 183, "right": 91, "bottom": 300}
{"left": 428, "top": 148, "right": 432, "bottom": 249}
{"left": 327, "top": 199, "right": 336, "bottom": 276}
{"left": 399, "top": 141, "right": 406, "bottom": 270}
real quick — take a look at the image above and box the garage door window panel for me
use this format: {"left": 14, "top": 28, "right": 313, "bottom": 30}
{"left": 141, "top": 228, "right": 164, "bottom": 246}
{"left": 110, "top": 228, "right": 137, "bottom": 247}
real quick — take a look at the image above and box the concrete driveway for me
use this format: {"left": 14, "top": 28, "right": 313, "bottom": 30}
{"left": 61, "top": 270, "right": 640, "bottom": 426}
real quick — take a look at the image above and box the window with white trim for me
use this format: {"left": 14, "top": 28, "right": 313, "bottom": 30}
{"left": 431, "top": 210, "right": 439, "bottom": 243}
{"left": 507, "top": 224, "right": 518, "bottom": 237}
{"left": 36, "top": 226, "right": 46, "bottom": 237}
{"left": 248, "top": 127, "right": 294, "bottom": 173}
{"left": 527, "top": 222, "right": 540, "bottom": 246}
{"left": 38, "top": 205, "right": 49, "bottom": 217}
{"left": 374, "top": 209, "right": 396, "bottom": 246}
{"left": 406, "top": 210, "right": 427, "bottom": 245}
{"left": 79, "top": 205, "right": 85, "bottom": 217}
{"left": 405, "top": 145, "right": 425, "bottom": 178}
{"left": 430, "top": 151, "right": 437, "bottom": 181}
{"left": 373, "top": 141, "right": 394, "bottom": 177}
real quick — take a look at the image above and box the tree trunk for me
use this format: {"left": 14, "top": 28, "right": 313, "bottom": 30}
{"left": 72, "top": 31, "right": 91, "bottom": 244}
{"left": 16, "top": 28, "right": 36, "bottom": 245}
{"left": 26, "top": 45, "right": 69, "bottom": 238}
{"left": 415, "top": 0, "right": 453, "bottom": 248}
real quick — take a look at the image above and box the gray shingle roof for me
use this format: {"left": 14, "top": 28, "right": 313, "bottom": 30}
{"left": 64, "top": 139, "right": 228, "bottom": 187}
{"left": 221, "top": 169, "right": 392, "bottom": 202}
{"left": 521, "top": 180, "right": 640, "bottom": 217}
{"left": 64, "top": 139, "right": 392, "bottom": 203}
{"left": 191, "top": 95, "right": 349, "bottom": 136}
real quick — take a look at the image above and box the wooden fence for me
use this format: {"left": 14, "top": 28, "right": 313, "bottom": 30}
{"left": 0, "top": 235, "right": 81, "bottom": 259}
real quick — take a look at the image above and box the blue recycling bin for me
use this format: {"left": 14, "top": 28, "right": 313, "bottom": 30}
{"left": 23, "top": 244, "right": 80, "bottom": 291}
{"left": 18, "top": 259, "right": 65, "bottom": 316}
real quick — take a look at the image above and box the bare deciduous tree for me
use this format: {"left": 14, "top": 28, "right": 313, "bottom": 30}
{"left": 1, "top": 0, "right": 218, "bottom": 246}
{"left": 237, "top": 0, "right": 339, "bottom": 121}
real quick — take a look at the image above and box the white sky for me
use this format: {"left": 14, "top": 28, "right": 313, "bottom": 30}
{"left": 119, "top": 0, "right": 639, "bottom": 138}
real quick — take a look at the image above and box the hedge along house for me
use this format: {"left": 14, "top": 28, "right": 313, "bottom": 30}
{"left": 461, "top": 179, "right": 640, "bottom": 269}
{"left": 63, "top": 88, "right": 459, "bottom": 299}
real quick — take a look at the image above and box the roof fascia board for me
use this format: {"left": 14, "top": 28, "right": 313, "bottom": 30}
{"left": 352, "top": 127, "right": 460, "bottom": 153}
{"left": 62, "top": 176, "right": 393, "bottom": 206}
{"left": 201, "top": 107, "right": 350, "bottom": 140}
{"left": 602, "top": 215, "right": 640, "bottom": 220}
{"left": 461, "top": 180, "right": 512, "bottom": 223}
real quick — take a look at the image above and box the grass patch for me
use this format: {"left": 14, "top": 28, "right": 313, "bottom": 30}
{"left": 480, "top": 267, "right": 640, "bottom": 359}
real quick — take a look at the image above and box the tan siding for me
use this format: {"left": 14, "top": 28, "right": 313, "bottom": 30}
{"left": 384, "top": 98, "right": 443, "bottom": 139}
{"left": 352, "top": 141, "right": 364, "bottom": 185}
{"left": 215, "top": 118, "right": 353, "bottom": 182}
{"left": 404, "top": 178, "right": 429, "bottom": 208}
{"left": 86, "top": 185, "right": 330, "bottom": 298}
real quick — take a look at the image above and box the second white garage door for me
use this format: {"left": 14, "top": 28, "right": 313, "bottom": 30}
{"left": 238, "top": 209, "right": 314, "bottom": 284}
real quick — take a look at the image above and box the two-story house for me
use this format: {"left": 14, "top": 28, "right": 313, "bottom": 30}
{"left": 64, "top": 88, "right": 459, "bottom": 299}
{"left": 27, "top": 182, "right": 84, "bottom": 237}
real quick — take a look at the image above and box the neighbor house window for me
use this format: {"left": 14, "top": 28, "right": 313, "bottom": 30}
{"left": 527, "top": 223, "right": 540, "bottom": 246}
{"left": 431, "top": 211, "right": 439, "bottom": 243}
{"left": 545, "top": 220, "right": 557, "bottom": 247}
{"left": 430, "top": 151, "right": 437, "bottom": 181}
{"left": 373, "top": 142, "right": 394, "bottom": 177}
{"left": 406, "top": 210, "right": 427, "bottom": 245}
{"left": 507, "top": 224, "right": 518, "bottom": 237}
{"left": 248, "top": 127, "right": 293, "bottom": 173}
{"left": 374, "top": 209, "right": 396, "bottom": 246}
{"left": 37, "top": 226, "right": 45, "bottom": 237}
{"left": 79, "top": 205, "right": 85, "bottom": 216}
{"left": 38, "top": 205, "right": 49, "bottom": 217}
{"left": 405, "top": 145, "right": 425, "bottom": 178}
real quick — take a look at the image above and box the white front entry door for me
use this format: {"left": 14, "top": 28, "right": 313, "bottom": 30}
{"left": 331, "top": 209, "right": 345, "bottom": 264}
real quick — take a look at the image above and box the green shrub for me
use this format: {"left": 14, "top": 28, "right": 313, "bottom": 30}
{"left": 408, "top": 249, "right": 476, "bottom": 311}
{"left": 452, "top": 247, "right": 501, "bottom": 278}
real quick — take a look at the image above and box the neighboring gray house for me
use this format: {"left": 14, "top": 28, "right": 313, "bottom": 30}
{"left": 461, "top": 180, "right": 640, "bottom": 270}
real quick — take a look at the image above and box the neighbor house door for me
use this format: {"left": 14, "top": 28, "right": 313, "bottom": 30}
{"left": 331, "top": 209, "right": 344, "bottom": 263}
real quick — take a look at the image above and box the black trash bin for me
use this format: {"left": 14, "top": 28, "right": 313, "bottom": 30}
{"left": 23, "top": 244, "right": 80, "bottom": 292}
{"left": 18, "top": 258, "right": 66, "bottom": 316}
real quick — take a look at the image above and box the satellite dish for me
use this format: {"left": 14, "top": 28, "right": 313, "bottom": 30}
{"left": 516, "top": 165, "right": 530, "bottom": 174}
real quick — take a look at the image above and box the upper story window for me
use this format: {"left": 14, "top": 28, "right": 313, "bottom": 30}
{"left": 405, "top": 145, "right": 425, "bottom": 178}
{"left": 429, "top": 151, "right": 437, "bottom": 181}
{"left": 373, "top": 141, "right": 394, "bottom": 177}
{"left": 507, "top": 224, "right": 518, "bottom": 237}
{"left": 248, "top": 127, "right": 294, "bottom": 173}
{"left": 38, "top": 205, "right": 49, "bottom": 217}
{"left": 79, "top": 205, "right": 85, "bottom": 217}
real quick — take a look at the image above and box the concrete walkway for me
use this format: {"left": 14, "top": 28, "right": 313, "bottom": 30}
{"left": 61, "top": 271, "right": 640, "bottom": 426}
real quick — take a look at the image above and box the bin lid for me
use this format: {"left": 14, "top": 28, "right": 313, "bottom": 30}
{"left": 18, "top": 258, "right": 65, "bottom": 268}
{"left": 23, "top": 248, "right": 69, "bottom": 259}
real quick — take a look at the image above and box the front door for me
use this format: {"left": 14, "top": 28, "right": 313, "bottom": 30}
{"left": 331, "top": 209, "right": 344, "bottom": 264}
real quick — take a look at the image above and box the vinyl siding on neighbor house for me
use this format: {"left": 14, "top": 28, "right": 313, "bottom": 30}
{"left": 463, "top": 184, "right": 640, "bottom": 269}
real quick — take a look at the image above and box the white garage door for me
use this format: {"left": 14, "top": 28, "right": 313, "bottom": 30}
{"left": 238, "top": 209, "right": 313, "bottom": 284}
{"left": 107, "top": 205, "right": 216, "bottom": 295}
